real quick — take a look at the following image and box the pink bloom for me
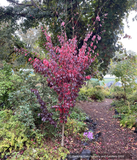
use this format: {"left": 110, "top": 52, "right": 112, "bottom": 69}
{"left": 96, "top": 15, "right": 100, "bottom": 21}
{"left": 61, "top": 22, "right": 65, "bottom": 26}
{"left": 88, "top": 47, "right": 91, "bottom": 52}
{"left": 92, "top": 35, "right": 96, "bottom": 41}
{"left": 94, "top": 45, "right": 97, "bottom": 50}
{"left": 41, "top": 26, "right": 43, "bottom": 30}
{"left": 97, "top": 53, "right": 99, "bottom": 56}
{"left": 28, "top": 58, "right": 32, "bottom": 61}
{"left": 97, "top": 35, "right": 101, "bottom": 41}
{"left": 90, "top": 42, "right": 93, "bottom": 47}
{"left": 25, "top": 53, "right": 27, "bottom": 56}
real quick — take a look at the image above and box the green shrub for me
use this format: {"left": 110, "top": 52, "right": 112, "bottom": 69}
{"left": 113, "top": 86, "right": 124, "bottom": 92}
{"left": 127, "top": 91, "right": 137, "bottom": 104}
{"left": 111, "top": 99, "right": 126, "bottom": 108}
{"left": 91, "top": 89, "right": 105, "bottom": 101}
{"left": 77, "top": 85, "right": 105, "bottom": 101}
{"left": 102, "top": 88, "right": 112, "bottom": 98}
{"left": 120, "top": 113, "right": 137, "bottom": 129}
{"left": 7, "top": 70, "right": 61, "bottom": 139}
{"left": 65, "top": 117, "right": 87, "bottom": 137}
{"left": 77, "top": 87, "right": 88, "bottom": 101}
{"left": 0, "top": 110, "right": 36, "bottom": 158}
{"left": 89, "top": 80, "right": 100, "bottom": 87}
{"left": 69, "top": 107, "right": 87, "bottom": 121}
{"left": 9, "top": 146, "right": 69, "bottom": 160}
{"left": 0, "top": 61, "right": 17, "bottom": 109}
{"left": 113, "top": 91, "right": 126, "bottom": 100}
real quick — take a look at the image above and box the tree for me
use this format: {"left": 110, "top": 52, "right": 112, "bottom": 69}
{"left": 15, "top": 17, "right": 102, "bottom": 145}
{"left": 110, "top": 52, "right": 137, "bottom": 100}
{"left": 0, "top": 0, "right": 136, "bottom": 75}
{"left": 0, "top": 22, "right": 25, "bottom": 67}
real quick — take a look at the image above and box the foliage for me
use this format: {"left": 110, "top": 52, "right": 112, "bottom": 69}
{"left": 0, "top": 109, "right": 69, "bottom": 159}
{"left": 77, "top": 85, "right": 105, "bottom": 101}
{"left": 9, "top": 146, "right": 69, "bottom": 160}
{"left": 113, "top": 91, "right": 126, "bottom": 100}
{"left": 127, "top": 91, "right": 137, "bottom": 104}
{"left": 110, "top": 54, "right": 137, "bottom": 100}
{"left": 0, "top": 22, "right": 25, "bottom": 64}
{"left": 64, "top": 117, "right": 87, "bottom": 138}
{"left": 90, "top": 80, "right": 100, "bottom": 87}
{"left": 120, "top": 113, "right": 137, "bottom": 129}
{"left": 111, "top": 96, "right": 137, "bottom": 129}
{"left": 76, "top": 87, "right": 89, "bottom": 101}
{"left": 0, "top": 110, "right": 35, "bottom": 158}
{"left": 69, "top": 107, "right": 87, "bottom": 121}
{"left": 113, "top": 86, "right": 124, "bottom": 92}
{"left": 8, "top": 69, "right": 61, "bottom": 138}
{"left": 91, "top": 88, "right": 105, "bottom": 101}
{"left": 0, "top": 61, "right": 18, "bottom": 108}
{"left": 102, "top": 87, "right": 111, "bottom": 98}
{"left": 15, "top": 19, "right": 103, "bottom": 124}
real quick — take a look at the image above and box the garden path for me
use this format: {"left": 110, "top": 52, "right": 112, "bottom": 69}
{"left": 76, "top": 99, "right": 137, "bottom": 160}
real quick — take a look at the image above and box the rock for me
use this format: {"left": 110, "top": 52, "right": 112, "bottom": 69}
{"left": 84, "top": 117, "right": 93, "bottom": 123}
{"left": 81, "top": 142, "right": 89, "bottom": 146}
{"left": 95, "top": 132, "right": 101, "bottom": 141}
{"left": 80, "top": 149, "right": 92, "bottom": 160}
{"left": 115, "top": 109, "right": 119, "bottom": 115}
{"left": 92, "top": 122, "right": 97, "bottom": 129}
{"left": 134, "top": 127, "right": 137, "bottom": 133}
{"left": 88, "top": 128, "right": 94, "bottom": 133}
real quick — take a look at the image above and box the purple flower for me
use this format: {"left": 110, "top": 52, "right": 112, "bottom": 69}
{"left": 83, "top": 131, "right": 94, "bottom": 140}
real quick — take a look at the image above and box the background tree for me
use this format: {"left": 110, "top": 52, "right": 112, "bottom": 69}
{"left": 0, "top": 21, "right": 25, "bottom": 68}
{"left": 110, "top": 52, "right": 137, "bottom": 100}
{"left": 0, "top": 0, "right": 136, "bottom": 75}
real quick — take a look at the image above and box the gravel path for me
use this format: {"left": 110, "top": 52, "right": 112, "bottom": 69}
{"left": 76, "top": 99, "right": 137, "bottom": 160}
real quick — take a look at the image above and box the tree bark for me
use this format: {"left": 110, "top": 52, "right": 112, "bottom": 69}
{"left": 61, "top": 123, "right": 65, "bottom": 147}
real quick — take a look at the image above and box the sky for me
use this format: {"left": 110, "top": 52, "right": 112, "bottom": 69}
{"left": 120, "top": 11, "right": 137, "bottom": 54}
{"left": 1, "top": 0, "right": 137, "bottom": 53}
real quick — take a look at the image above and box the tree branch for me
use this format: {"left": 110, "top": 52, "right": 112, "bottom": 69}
{"left": 7, "top": 0, "right": 42, "bottom": 9}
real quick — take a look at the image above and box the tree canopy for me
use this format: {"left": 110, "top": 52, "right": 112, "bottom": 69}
{"left": 0, "top": 0, "right": 136, "bottom": 75}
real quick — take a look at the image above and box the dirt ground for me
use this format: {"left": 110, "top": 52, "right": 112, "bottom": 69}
{"left": 75, "top": 99, "right": 137, "bottom": 160}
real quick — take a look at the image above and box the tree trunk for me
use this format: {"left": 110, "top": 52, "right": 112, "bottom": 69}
{"left": 61, "top": 123, "right": 65, "bottom": 147}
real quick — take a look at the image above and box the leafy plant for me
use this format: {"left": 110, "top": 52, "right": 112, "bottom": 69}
{"left": 0, "top": 110, "right": 36, "bottom": 158}
{"left": 0, "top": 61, "right": 17, "bottom": 108}
{"left": 120, "top": 113, "right": 137, "bottom": 129}
{"left": 110, "top": 55, "right": 137, "bottom": 100}
{"left": 9, "top": 146, "right": 69, "bottom": 160}
{"left": 69, "top": 107, "right": 87, "bottom": 121}
{"left": 64, "top": 117, "right": 87, "bottom": 138}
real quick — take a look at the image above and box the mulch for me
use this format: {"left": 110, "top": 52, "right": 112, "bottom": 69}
{"left": 74, "top": 99, "right": 137, "bottom": 160}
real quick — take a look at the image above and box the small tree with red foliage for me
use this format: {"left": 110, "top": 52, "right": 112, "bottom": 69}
{"left": 15, "top": 16, "right": 104, "bottom": 146}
